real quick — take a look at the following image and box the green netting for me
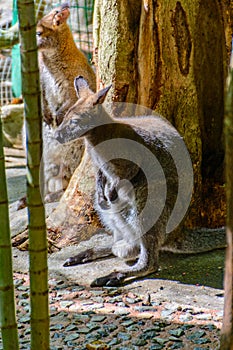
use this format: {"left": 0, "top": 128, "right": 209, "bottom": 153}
{"left": 9, "top": 0, "right": 95, "bottom": 99}
{"left": 11, "top": 0, "right": 21, "bottom": 98}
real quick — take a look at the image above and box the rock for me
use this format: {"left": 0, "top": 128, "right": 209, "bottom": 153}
{"left": 1, "top": 103, "right": 24, "bottom": 147}
{"left": 117, "top": 332, "right": 132, "bottom": 341}
{"left": 86, "top": 323, "right": 101, "bottom": 332}
{"left": 114, "top": 307, "right": 130, "bottom": 316}
{"left": 140, "top": 329, "right": 158, "bottom": 340}
{"left": 153, "top": 337, "right": 168, "bottom": 345}
{"left": 59, "top": 300, "right": 74, "bottom": 308}
{"left": 161, "top": 309, "right": 175, "bottom": 318}
{"left": 90, "top": 315, "right": 107, "bottom": 322}
{"left": 132, "top": 338, "right": 148, "bottom": 346}
{"left": 73, "top": 314, "right": 90, "bottom": 323}
{"left": 50, "top": 324, "right": 65, "bottom": 331}
{"left": 46, "top": 150, "right": 101, "bottom": 246}
{"left": 179, "top": 314, "right": 193, "bottom": 322}
{"left": 103, "top": 324, "right": 118, "bottom": 332}
{"left": 78, "top": 327, "right": 91, "bottom": 334}
{"left": 108, "top": 338, "right": 121, "bottom": 346}
{"left": 134, "top": 306, "right": 157, "bottom": 312}
{"left": 195, "top": 313, "right": 212, "bottom": 320}
{"left": 121, "top": 319, "right": 137, "bottom": 327}
{"left": 149, "top": 345, "right": 164, "bottom": 350}
{"left": 186, "top": 330, "right": 206, "bottom": 340}
{"left": 64, "top": 333, "right": 79, "bottom": 342}
{"left": 125, "top": 297, "right": 137, "bottom": 304}
{"left": 168, "top": 329, "right": 185, "bottom": 338}
{"left": 86, "top": 340, "right": 110, "bottom": 350}
{"left": 10, "top": 206, "right": 28, "bottom": 238}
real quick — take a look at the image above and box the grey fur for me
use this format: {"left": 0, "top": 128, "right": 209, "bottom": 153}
{"left": 55, "top": 76, "right": 226, "bottom": 287}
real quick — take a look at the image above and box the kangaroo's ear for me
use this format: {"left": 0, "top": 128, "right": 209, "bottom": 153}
{"left": 74, "top": 76, "right": 90, "bottom": 98}
{"left": 93, "top": 85, "right": 112, "bottom": 106}
{"left": 53, "top": 3, "right": 70, "bottom": 26}
{"left": 40, "top": 4, "right": 70, "bottom": 29}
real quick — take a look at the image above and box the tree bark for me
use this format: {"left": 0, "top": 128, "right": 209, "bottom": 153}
{"left": 94, "top": 0, "right": 231, "bottom": 231}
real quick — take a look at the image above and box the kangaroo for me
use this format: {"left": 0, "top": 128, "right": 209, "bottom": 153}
{"left": 36, "top": 3, "right": 96, "bottom": 200}
{"left": 55, "top": 76, "right": 212, "bottom": 287}
{"left": 36, "top": 2, "right": 96, "bottom": 127}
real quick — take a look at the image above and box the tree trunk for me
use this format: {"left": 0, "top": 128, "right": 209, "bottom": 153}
{"left": 221, "top": 55, "right": 233, "bottom": 350}
{"left": 94, "top": 0, "right": 231, "bottom": 231}
{"left": 48, "top": 1, "right": 231, "bottom": 246}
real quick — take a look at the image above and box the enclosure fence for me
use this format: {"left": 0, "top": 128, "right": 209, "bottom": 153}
{"left": 0, "top": 0, "right": 94, "bottom": 106}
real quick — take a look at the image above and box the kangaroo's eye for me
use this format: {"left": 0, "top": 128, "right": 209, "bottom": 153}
{"left": 70, "top": 119, "right": 79, "bottom": 125}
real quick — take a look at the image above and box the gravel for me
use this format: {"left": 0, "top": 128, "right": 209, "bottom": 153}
{"left": 0, "top": 272, "right": 221, "bottom": 350}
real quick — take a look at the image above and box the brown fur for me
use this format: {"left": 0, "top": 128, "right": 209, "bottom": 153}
{"left": 36, "top": 4, "right": 96, "bottom": 200}
{"left": 37, "top": 3, "right": 96, "bottom": 126}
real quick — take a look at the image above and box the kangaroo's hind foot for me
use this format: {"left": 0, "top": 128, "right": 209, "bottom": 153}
{"left": 90, "top": 238, "right": 159, "bottom": 287}
{"left": 63, "top": 245, "right": 113, "bottom": 266}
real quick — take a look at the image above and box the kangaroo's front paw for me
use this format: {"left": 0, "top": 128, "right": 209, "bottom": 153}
{"left": 63, "top": 249, "right": 94, "bottom": 266}
{"left": 90, "top": 272, "right": 125, "bottom": 287}
{"left": 47, "top": 177, "right": 67, "bottom": 193}
{"left": 112, "top": 240, "right": 140, "bottom": 259}
{"left": 44, "top": 189, "right": 64, "bottom": 203}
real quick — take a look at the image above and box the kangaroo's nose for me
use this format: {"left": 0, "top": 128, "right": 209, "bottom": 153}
{"left": 54, "top": 122, "right": 81, "bottom": 144}
{"left": 54, "top": 129, "right": 66, "bottom": 144}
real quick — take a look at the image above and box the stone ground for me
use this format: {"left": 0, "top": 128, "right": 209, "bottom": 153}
{"left": 1, "top": 146, "right": 226, "bottom": 349}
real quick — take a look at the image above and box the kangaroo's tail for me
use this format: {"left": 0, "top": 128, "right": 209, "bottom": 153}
{"left": 161, "top": 227, "right": 226, "bottom": 254}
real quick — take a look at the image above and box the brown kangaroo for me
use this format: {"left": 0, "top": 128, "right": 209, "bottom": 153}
{"left": 54, "top": 76, "right": 212, "bottom": 287}
{"left": 36, "top": 3, "right": 96, "bottom": 127}
{"left": 36, "top": 4, "right": 96, "bottom": 200}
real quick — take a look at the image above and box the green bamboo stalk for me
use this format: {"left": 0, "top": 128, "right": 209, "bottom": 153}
{"left": 0, "top": 112, "right": 19, "bottom": 349}
{"left": 17, "top": 1, "right": 49, "bottom": 349}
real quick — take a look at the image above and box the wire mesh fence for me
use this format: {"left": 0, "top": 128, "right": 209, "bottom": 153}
{"left": 0, "top": 4, "right": 14, "bottom": 105}
{"left": 0, "top": 0, "right": 94, "bottom": 106}
{"left": 0, "top": 54, "right": 13, "bottom": 105}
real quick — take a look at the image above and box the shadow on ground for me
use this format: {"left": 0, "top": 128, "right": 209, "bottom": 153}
{"left": 152, "top": 249, "right": 224, "bottom": 290}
